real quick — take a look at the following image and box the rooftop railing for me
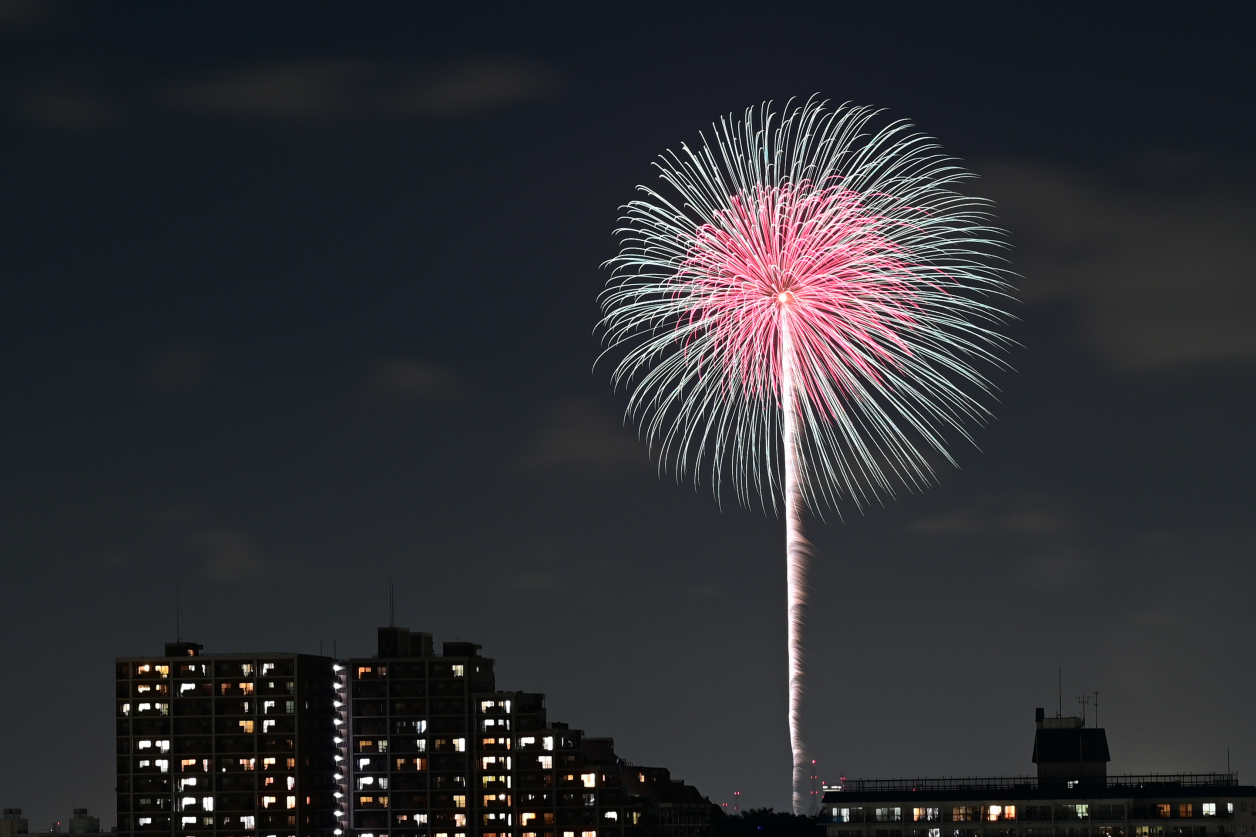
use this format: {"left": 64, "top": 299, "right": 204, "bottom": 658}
{"left": 829, "top": 774, "right": 1240, "bottom": 794}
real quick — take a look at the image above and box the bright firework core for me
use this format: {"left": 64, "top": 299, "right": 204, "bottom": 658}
{"left": 600, "top": 99, "right": 1012, "bottom": 812}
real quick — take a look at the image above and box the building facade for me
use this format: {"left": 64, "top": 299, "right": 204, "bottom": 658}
{"left": 346, "top": 626, "right": 713, "bottom": 837}
{"left": 113, "top": 629, "right": 711, "bottom": 837}
{"left": 115, "top": 642, "right": 341, "bottom": 837}
{"left": 822, "top": 710, "right": 1256, "bottom": 837}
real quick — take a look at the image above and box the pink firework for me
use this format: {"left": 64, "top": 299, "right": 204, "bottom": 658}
{"left": 600, "top": 99, "right": 1011, "bottom": 812}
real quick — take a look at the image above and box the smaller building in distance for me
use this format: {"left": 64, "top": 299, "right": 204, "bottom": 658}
{"left": 822, "top": 708, "right": 1254, "bottom": 837}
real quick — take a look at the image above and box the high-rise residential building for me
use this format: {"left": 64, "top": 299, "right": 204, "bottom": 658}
{"left": 115, "top": 642, "right": 344, "bottom": 837}
{"left": 821, "top": 708, "right": 1256, "bottom": 837}
{"left": 346, "top": 626, "right": 713, "bottom": 837}
{"left": 113, "top": 630, "right": 711, "bottom": 837}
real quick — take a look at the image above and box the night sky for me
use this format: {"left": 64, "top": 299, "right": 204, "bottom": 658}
{"left": 3, "top": 1, "right": 1255, "bottom": 827}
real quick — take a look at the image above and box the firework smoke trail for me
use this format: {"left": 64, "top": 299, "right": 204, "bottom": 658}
{"left": 599, "top": 99, "right": 1011, "bottom": 812}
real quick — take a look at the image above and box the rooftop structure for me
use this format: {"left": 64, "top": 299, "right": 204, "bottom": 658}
{"left": 822, "top": 709, "right": 1254, "bottom": 837}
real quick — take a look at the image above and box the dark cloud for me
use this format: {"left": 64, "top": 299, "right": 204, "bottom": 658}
{"left": 189, "top": 529, "right": 271, "bottom": 583}
{"left": 5, "top": 55, "right": 560, "bottom": 129}
{"left": 0, "top": 0, "right": 67, "bottom": 30}
{"left": 911, "top": 492, "right": 1075, "bottom": 536}
{"left": 142, "top": 346, "right": 213, "bottom": 393}
{"left": 368, "top": 358, "right": 455, "bottom": 397}
{"left": 979, "top": 158, "right": 1256, "bottom": 369}
{"left": 167, "top": 56, "right": 561, "bottom": 121}
{"left": 517, "top": 397, "right": 649, "bottom": 471}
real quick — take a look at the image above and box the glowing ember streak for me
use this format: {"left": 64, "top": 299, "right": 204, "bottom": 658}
{"left": 599, "top": 99, "right": 1012, "bottom": 811}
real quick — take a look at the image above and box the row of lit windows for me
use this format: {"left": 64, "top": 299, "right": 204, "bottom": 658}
{"left": 355, "top": 736, "right": 557, "bottom": 753}
{"left": 122, "top": 662, "right": 297, "bottom": 679}
{"left": 354, "top": 736, "right": 563, "bottom": 755}
{"left": 833, "top": 806, "right": 1238, "bottom": 824}
{"left": 356, "top": 666, "right": 467, "bottom": 680}
{"left": 129, "top": 757, "right": 301, "bottom": 773}
{"left": 353, "top": 830, "right": 605, "bottom": 837}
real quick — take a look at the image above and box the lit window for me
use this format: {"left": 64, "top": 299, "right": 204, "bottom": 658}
{"left": 239, "top": 720, "right": 254, "bottom": 733}
{"left": 604, "top": 812, "right": 619, "bottom": 821}
{"left": 952, "top": 807, "right": 977, "bottom": 822}
{"left": 454, "top": 814, "right": 467, "bottom": 827}
{"left": 138, "top": 740, "right": 153, "bottom": 750}
{"left": 1203, "top": 805, "right": 1218, "bottom": 818}
{"left": 581, "top": 831, "right": 596, "bottom": 837}
{"left": 1156, "top": 805, "right": 1172, "bottom": 818}
{"left": 155, "top": 760, "right": 169, "bottom": 773}
{"left": 243, "top": 759, "right": 256, "bottom": 771}
{"left": 138, "top": 819, "right": 152, "bottom": 827}
{"left": 178, "top": 778, "right": 198, "bottom": 791}
{"left": 539, "top": 756, "right": 553, "bottom": 769}
{"left": 286, "top": 758, "right": 295, "bottom": 769}
{"left": 182, "top": 816, "right": 197, "bottom": 826}
{"left": 358, "top": 777, "right": 375, "bottom": 789}
{"left": 1229, "top": 805, "right": 1235, "bottom": 815}
{"left": 286, "top": 797, "right": 296, "bottom": 810}
{"left": 202, "top": 798, "right": 214, "bottom": 812}
{"left": 155, "top": 665, "right": 170, "bottom": 678}
{"left": 264, "top": 701, "right": 276, "bottom": 713}
{"left": 241, "top": 664, "right": 253, "bottom": 675}
{"left": 181, "top": 797, "right": 197, "bottom": 810}
{"left": 543, "top": 737, "right": 554, "bottom": 751}
{"left": 836, "top": 809, "right": 853, "bottom": 823}
{"left": 1180, "top": 805, "right": 1194, "bottom": 819}
{"left": 262, "top": 796, "right": 277, "bottom": 809}
{"left": 263, "top": 720, "right": 276, "bottom": 733}
{"left": 582, "top": 774, "right": 596, "bottom": 788}
{"left": 263, "top": 758, "right": 276, "bottom": 769}
{"left": 287, "top": 777, "right": 295, "bottom": 791}
{"left": 521, "top": 814, "right": 536, "bottom": 825}
{"left": 454, "top": 796, "right": 467, "bottom": 809}
{"left": 454, "top": 739, "right": 465, "bottom": 752}
{"left": 452, "top": 665, "right": 465, "bottom": 677}
{"left": 121, "top": 703, "right": 131, "bottom": 716}
{"left": 358, "top": 757, "right": 371, "bottom": 769}
{"left": 520, "top": 737, "right": 535, "bottom": 747}
{"left": 913, "top": 808, "right": 938, "bottom": 823}
{"left": 262, "top": 663, "right": 275, "bottom": 675}
{"left": 241, "top": 816, "right": 255, "bottom": 830}
{"left": 179, "top": 683, "right": 196, "bottom": 694}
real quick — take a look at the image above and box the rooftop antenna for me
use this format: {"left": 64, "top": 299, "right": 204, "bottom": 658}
{"left": 176, "top": 584, "right": 182, "bottom": 642}
{"left": 389, "top": 575, "right": 395, "bottom": 627}
{"left": 1094, "top": 692, "right": 1100, "bottom": 727}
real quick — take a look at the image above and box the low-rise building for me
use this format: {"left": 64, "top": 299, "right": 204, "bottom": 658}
{"left": 822, "top": 709, "right": 1255, "bottom": 837}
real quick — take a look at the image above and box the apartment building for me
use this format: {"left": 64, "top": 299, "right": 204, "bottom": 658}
{"left": 115, "top": 642, "right": 342, "bottom": 837}
{"left": 822, "top": 709, "right": 1256, "bottom": 837}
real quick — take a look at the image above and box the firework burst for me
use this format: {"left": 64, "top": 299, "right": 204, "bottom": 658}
{"left": 599, "top": 99, "right": 1011, "bottom": 812}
